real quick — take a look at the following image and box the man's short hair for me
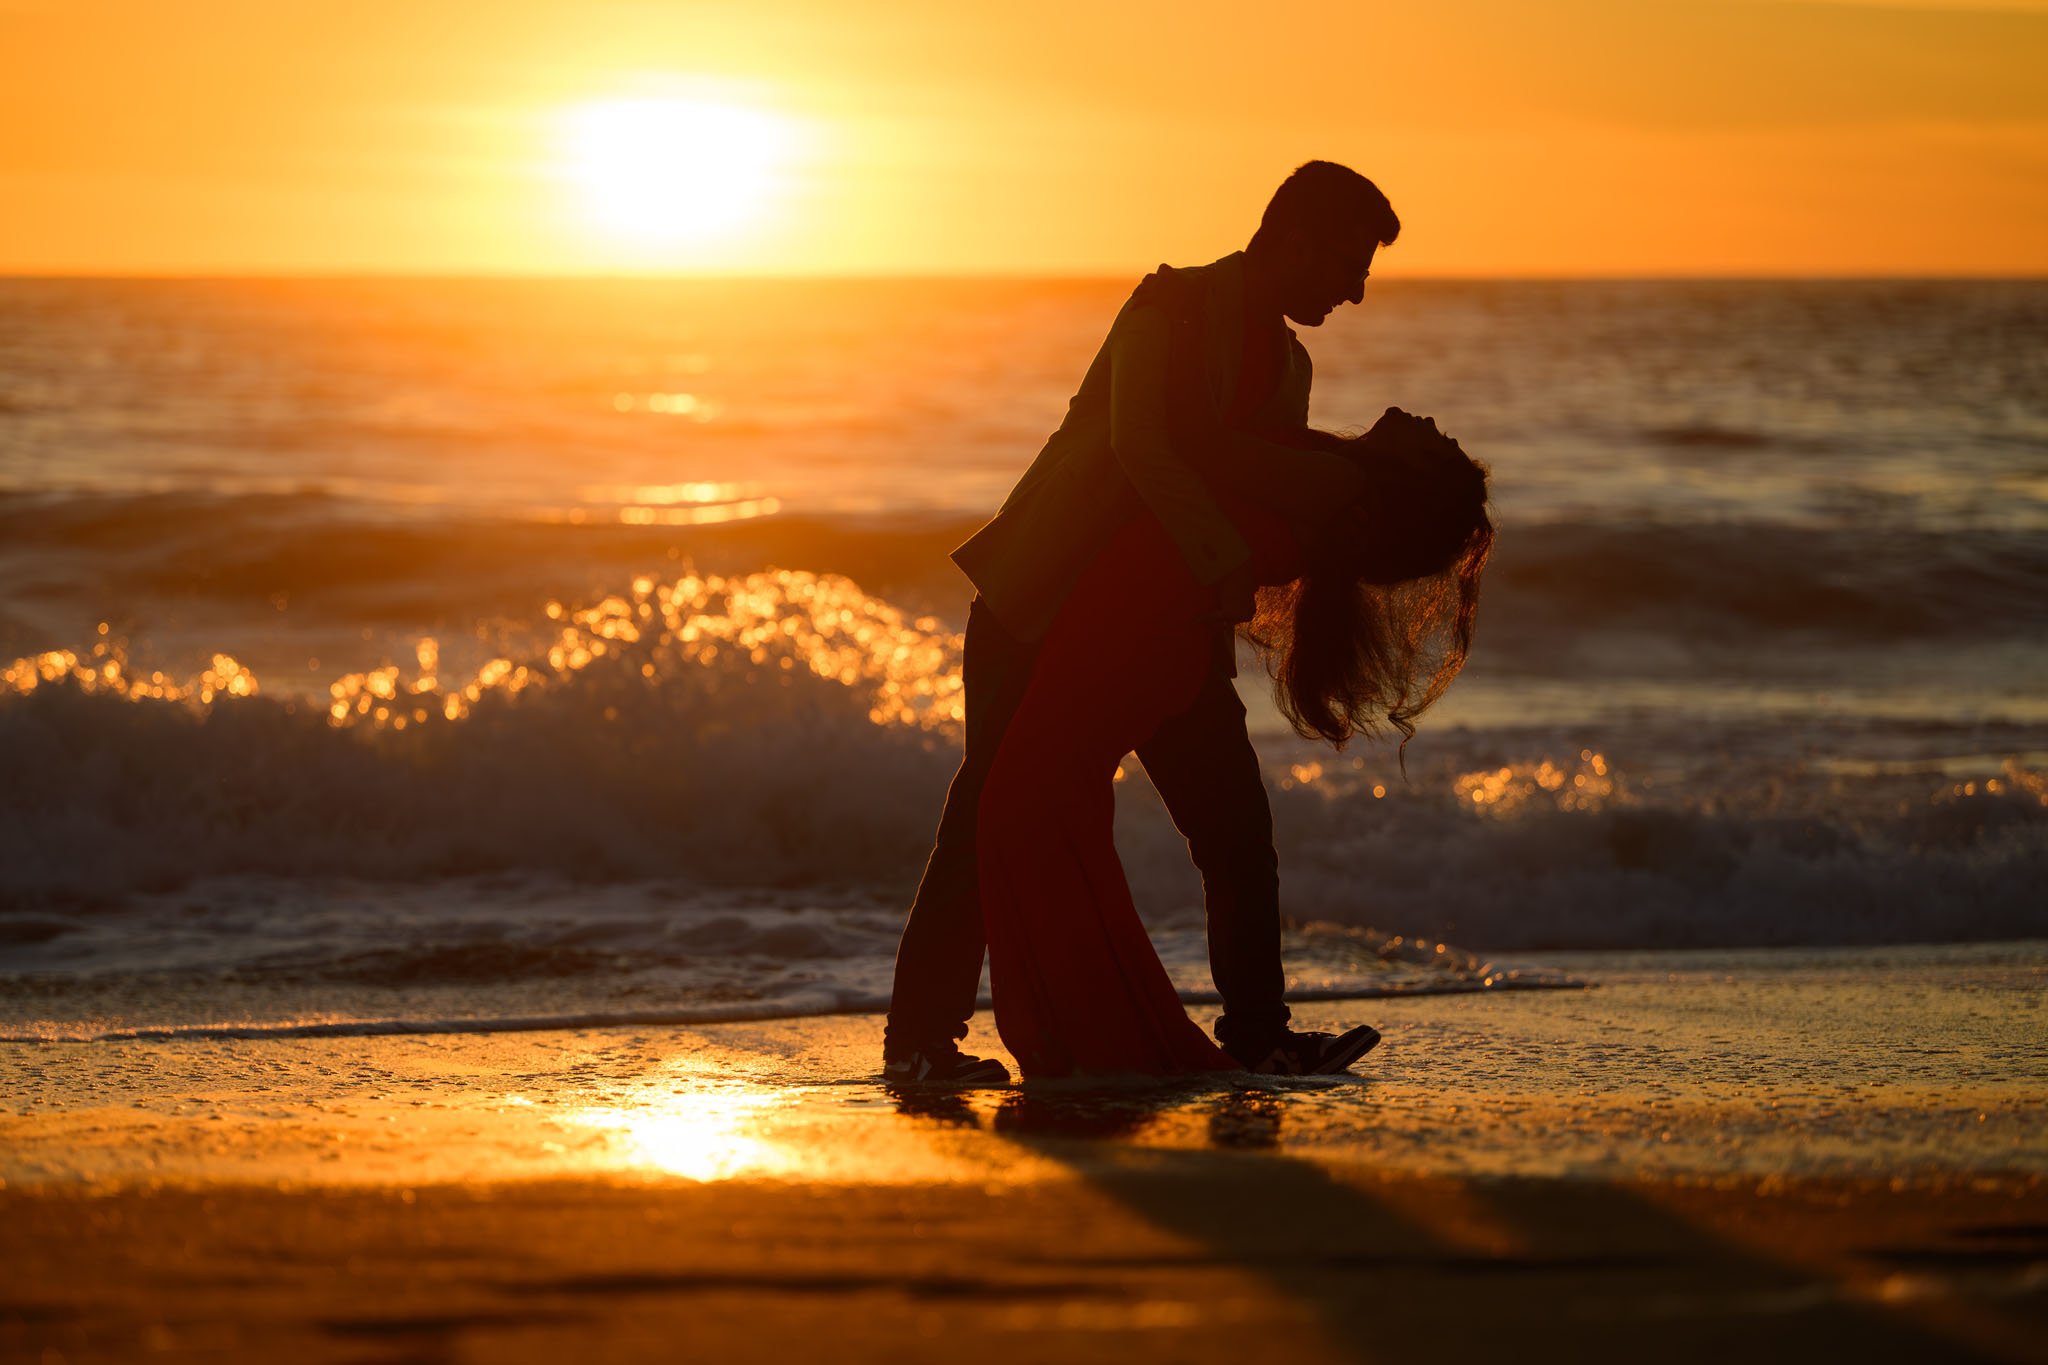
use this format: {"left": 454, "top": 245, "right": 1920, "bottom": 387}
{"left": 1253, "top": 161, "right": 1400, "bottom": 250}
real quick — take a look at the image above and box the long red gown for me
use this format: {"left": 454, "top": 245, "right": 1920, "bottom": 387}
{"left": 976, "top": 500, "right": 1303, "bottom": 1079}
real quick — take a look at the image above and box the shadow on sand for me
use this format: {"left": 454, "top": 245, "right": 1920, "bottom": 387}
{"left": 891, "top": 1079, "right": 2036, "bottom": 1364}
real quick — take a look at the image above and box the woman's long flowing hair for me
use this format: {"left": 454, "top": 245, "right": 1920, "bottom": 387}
{"left": 1242, "top": 419, "right": 1493, "bottom": 759}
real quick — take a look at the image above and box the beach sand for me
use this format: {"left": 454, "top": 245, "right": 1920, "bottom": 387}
{"left": 3, "top": 945, "right": 2044, "bottom": 1362}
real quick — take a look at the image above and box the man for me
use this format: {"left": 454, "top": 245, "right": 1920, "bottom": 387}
{"left": 883, "top": 161, "right": 1400, "bottom": 1085}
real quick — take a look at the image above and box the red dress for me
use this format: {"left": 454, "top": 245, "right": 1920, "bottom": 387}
{"left": 977, "top": 501, "right": 1303, "bottom": 1078}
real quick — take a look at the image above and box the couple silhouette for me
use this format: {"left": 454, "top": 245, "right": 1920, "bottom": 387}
{"left": 882, "top": 162, "right": 1493, "bottom": 1086}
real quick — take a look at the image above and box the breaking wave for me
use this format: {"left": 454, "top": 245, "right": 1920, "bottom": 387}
{"left": 3, "top": 561, "right": 2044, "bottom": 951}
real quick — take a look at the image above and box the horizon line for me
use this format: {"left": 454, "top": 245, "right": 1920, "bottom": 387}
{"left": 3, "top": 267, "right": 2045, "bottom": 284}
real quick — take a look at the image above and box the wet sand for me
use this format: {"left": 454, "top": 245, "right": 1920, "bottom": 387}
{"left": 3, "top": 946, "right": 2045, "bottom": 1362}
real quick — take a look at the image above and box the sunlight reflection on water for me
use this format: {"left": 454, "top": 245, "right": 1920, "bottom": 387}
{"left": 3, "top": 566, "right": 967, "bottom": 734}
{"left": 572, "top": 1087, "right": 802, "bottom": 1181}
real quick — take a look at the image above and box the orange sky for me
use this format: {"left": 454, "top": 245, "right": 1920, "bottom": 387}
{"left": 3, "top": 0, "right": 2044, "bottom": 275}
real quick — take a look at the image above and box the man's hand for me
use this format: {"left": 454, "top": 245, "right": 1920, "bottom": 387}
{"left": 1195, "top": 564, "right": 1257, "bottom": 678}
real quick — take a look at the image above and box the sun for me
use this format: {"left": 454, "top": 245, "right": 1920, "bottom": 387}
{"left": 555, "top": 96, "right": 803, "bottom": 254}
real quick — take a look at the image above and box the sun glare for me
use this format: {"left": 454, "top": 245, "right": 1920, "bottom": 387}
{"left": 556, "top": 96, "right": 803, "bottom": 254}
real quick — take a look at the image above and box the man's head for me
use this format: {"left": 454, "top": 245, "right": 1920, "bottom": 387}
{"left": 1247, "top": 161, "right": 1399, "bottom": 327}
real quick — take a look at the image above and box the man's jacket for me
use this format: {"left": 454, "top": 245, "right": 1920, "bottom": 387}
{"left": 950, "top": 250, "right": 1312, "bottom": 643}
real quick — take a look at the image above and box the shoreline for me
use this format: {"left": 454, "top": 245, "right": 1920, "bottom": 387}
{"left": 6, "top": 947, "right": 2042, "bottom": 1188}
{"left": 4, "top": 949, "right": 2043, "bottom": 1361}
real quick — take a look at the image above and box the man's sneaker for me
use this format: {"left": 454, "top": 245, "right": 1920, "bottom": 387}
{"left": 881, "top": 1044, "right": 1011, "bottom": 1087}
{"left": 1226, "top": 1024, "right": 1381, "bottom": 1076}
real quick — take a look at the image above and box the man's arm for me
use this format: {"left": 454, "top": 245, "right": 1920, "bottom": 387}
{"left": 1195, "top": 429, "right": 1368, "bottom": 540}
{"left": 1107, "top": 303, "right": 1253, "bottom": 587}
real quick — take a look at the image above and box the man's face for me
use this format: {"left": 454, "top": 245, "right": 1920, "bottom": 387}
{"left": 1279, "top": 228, "right": 1379, "bottom": 327}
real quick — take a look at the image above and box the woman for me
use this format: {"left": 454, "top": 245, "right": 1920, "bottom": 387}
{"left": 975, "top": 409, "right": 1493, "bottom": 1079}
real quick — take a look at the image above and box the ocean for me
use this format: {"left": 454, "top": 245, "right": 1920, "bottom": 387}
{"left": 2, "top": 275, "right": 2043, "bottom": 1041}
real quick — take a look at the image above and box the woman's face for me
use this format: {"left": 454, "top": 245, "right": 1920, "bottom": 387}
{"left": 1332, "top": 423, "right": 1484, "bottom": 583}
{"left": 1370, "top": 409, "right": 1440, "bottom": 446}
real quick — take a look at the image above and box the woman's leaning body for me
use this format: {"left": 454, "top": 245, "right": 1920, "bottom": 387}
{"left": 976, "top": 411, "right": 1491, "bottom": 1079}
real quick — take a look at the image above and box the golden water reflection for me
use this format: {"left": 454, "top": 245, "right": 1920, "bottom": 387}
{"left": 537, "top": 1058, "right": 1352, "bottom": 1186}
{"left": 575, "top": 480, "right": 765, "bottom": 505}
{"left": 541, "top": 497, "right": 782, "bottom": 526}
{"left": 553, "top": 1078, "right": 1319, "bottom": 1185}
{"left": 572, "top": 1088, "right": 802, "bottom": 1181}
{"left": 0, "top": 631, "right": 258, "bottom": 705}
{"left": 550, "top": 1079, "right": 1071, "bottom": 1186}
{"left": 1453, "top": 749, "right": 1616, "bottom": 814}
{"left": 2, "top": 566, "right": 968, "bottom": 735}
{"left": 12, "top": 581, "right": 2048, "bottom": 815}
